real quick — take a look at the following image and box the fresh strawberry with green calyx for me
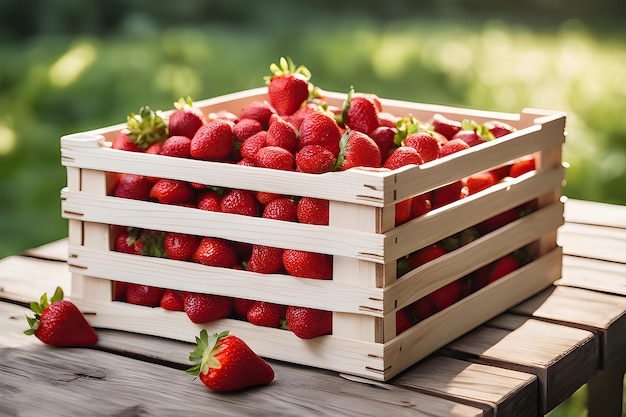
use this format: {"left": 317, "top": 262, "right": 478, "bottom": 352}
{"left": 393, "top": 116, "right": 431, "bottom": 146}
{"left": 186, "top": 329, "right": 274, "bottom": 392}
{"left": 341, "top": 87, "right": 380, "bottom": 135}
{"left": 126, "top": 106, "right": 169, "bottom": 150}
{"left": 25, "top": 286, "right": 98, "bottom": 347}
{"left": 265, "top": 56, "right": 312, "bottom": 116}
{"left": 333, "top": 130, "right": 381, "bottom": 171}
{"left": 451, "top": 119, "right": 496, "bottom": 147}
{"left": 285, "top": 306, "right": 332, "bottom": 339}
{"left": 168, "top": 96, "right": 205, "bottom": 139}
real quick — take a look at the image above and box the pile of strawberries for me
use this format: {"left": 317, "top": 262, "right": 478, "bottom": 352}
{"left": 107, "top": 56, "right": 538, "bottom": 339}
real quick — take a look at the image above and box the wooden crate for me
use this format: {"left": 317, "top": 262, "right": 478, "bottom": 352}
{"left": 60, "top": 87, "right": 566, "bottom": 381}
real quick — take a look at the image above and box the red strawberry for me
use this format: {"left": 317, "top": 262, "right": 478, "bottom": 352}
{"left": 247, "top": 301, "right": 287, "bottom": 328}
{"left": 383, "top": 146, "right": 423, "bottom": 170}
{"left": 404, "top": 132, "right": 440, "bottom": 163}
{"left": 196, "top": 189, "right": 223, "bottom": 212}
{"left": 395, "top": 198, "right": 413, "bottom": 226}
{"left": 451, "top": 130, "right": 485, "bottom": 147}
{"left": 396, "top": 308, "right": 413, "bottom": 335}
{"left": 160, "top": 135, "right": 192, "bottom": 158}
{"left": 24, "top": 286, "right": 98, "bottom": 347}
{"left": 452, "top": 120, "right": 495, "bottom": 147}
{"left": 298, "top": 110, "right": 342, "bottom": 156}
{"left": 488, "top": 255, "right": 520, "bottom": 284}
{"left": 509, "top": 157, "right": 536, "bottom": 178}
{"left": 343, "top": 90, "right": 380, "bottom": 135}
{"left": 255, "top": 191, "right": 283, "bottom": 205}
{"left": 407, "top": 244, "right": 446, "bottom": 269}
{"left": 168, "top": 97, "right": 205, "bottom": 139}
{"left": 369, "top": 126, "right": 396, "bottom": 159}
{"left": 262, "top": 197, "right": 297, "bottom": 222}
{"left": 439, "top": 138, "right": 470, "bottom": 158}
{"left": 125, "top": 283, "right": 165, "bottom": 307}
{"left": 335, "top": 130, "right": 381, "bottom": 171}
{"left": 266, "top": 117, "right": 298, "bottom": 153}
{"left": 477, "top": 208, "right": 520, "bottom": 234}
{"left": 285, "top": 306, "right": 332, "bottom": 339}
{"left": 427, "top": 280, "right": 463, "bottom": 311}
{"left": 149, "top": 178, "right": 195, "bottom": 204}
{"left": 295, "top": 144, "right": 336, "bottom": 174}
{"left": 186, "top": 329, "right": 274, "bottom": 391}
{"left": 164, "top": 232, "right": 200, "bottom": 261}
{"left": 432, "top": 180, "right": 463, "bottom": 209}
{"left": 111, "top": 129, "right": 142, "bottom": 152}
{"left": 465, "top": 171, "right": 497, "bottom": 195}
{"left": 239, "top": 100, "right": 276, "bottom": 129}
{"left": 114, "top": 230, "right": 143, "bottom": 255}
{"left": 265, "top": 57, "right": 311, "bottom": 116}
{"left": 193, "top": 237, "right": 239, "bottom": 268}
{"left": 377, "top": 111, "right": 400, "bottom": 128}
{"left": 182, "top": 292, "right": 232, "bottom": 324}
{"left": 255, "top": 146, "right": 295, "bottom": 171}
{"left": 160, "top": 289, "right": 184, "bottom": 311}
{"left": 114, "top": 281, "right": 127, "bottom": 301}
{"left": 296, "top": 197, "right": 329, "bottom": 225}
{"left": 485, "top": 120, "right": 516, "bottom": 138}
{"left": 239, "top": 130, "right": 268, "bottom": 161}
{"left": 430, "top": 113, "right": 462, "bottom": 140}
{"left": 220, "top": 189, "right": 260, "bottom": 217}
{"left": 247, "top": 245, "right": 284, "bottom": 274}
{"left": 232, "top": 118, "right": 263, "bottom": 143}
{"left": 126, "top": 106, "right": 169, "bottom": 150}
{"left": 190, "top": 119, "right": 234, "bottom": 161}
{"left": 410, "top": 192, "right": 432, "bottom": 218}
{"left": 408, "top": 297, "right": 438, "bottom": 321}
{"left": 282, "top": 249, "right": 332, "bottom": 280}
{"left": 233, "top": 298, "right": 256, "bottom": 319}
{"left": 113, "top": 174, "right": 153, "bottom": 200}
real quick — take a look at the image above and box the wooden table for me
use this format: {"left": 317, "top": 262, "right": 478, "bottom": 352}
{"left": 1, "top": 199, "right": 624, "bottom": 416}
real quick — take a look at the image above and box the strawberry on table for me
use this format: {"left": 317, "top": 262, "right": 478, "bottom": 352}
{"left": 285, "top": 306, "right": 332, "bottom": 339}
{"left": 265, "top": 56, "right": 311, "bottom": 116}
{"left": 24, "top": 286, "right": 98, "bottom": 347}
{"left": 187, "top": 330, "right": 274, "bottom": 392}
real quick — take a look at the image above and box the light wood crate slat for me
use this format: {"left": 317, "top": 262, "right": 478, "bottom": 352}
{"left": 556, "top": 255, "right": 626, "bottom": 296}
{"left": 563, "top": 198, "right": 626, "bottom": 229}
{"left": 558, "top": 222, "right": 626, "bottom": 264}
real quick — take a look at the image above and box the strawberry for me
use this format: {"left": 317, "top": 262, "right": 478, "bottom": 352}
{"left": 296, "top": 197, "right": 329, "bottom": 225}
{"left": 149, "top": 178, "right": 195, "bottom": 205}
{"left": 395, "top": 198, "right": 414, "bottom": 226}
{"left": 220, "top": 189, "right": 260, "bottom": 217}
{"left": 239, "top": 100, "right": 276, "bottom": 129}
{"left": 111, "top": 129, "right": 142, "bottom": 152}
{"left": 182, "top": 292, "right": 232, "bottom": 324}
{"left": 430, "top": 113, "right": 462, "bottom": 140}
{"left": 295, "top": 144, "right": 336, "bottom": 174}
{"left": 159, "top": 135, "right": 192, "bottom": 158}
{"left": 298, "top": 110, "right": 342, "bottom": 156}
{"left": 477, "top": 208, "right": 520, "bottom": 234}
{"left": 452, "top": 120, "right": 496, "bottom": 147}
{"left": 485, "top": 120, "right": 516, "bottom": 138}
{"left": 383, "top": 146, "right": 423, "bottom": 170}
{"left": 247, "top": 245, "right": 284, "bottom": 274}
{"left": 114, "top": 281, "right": 127, "bottom": 301}
{"left": 285, "top": 306, "right": 332, "bottom": 339}
{"left": 262, "top": 197, "right": 297, "bottom": 222}
{"left": 114, "top": 230, "right": 143, "bottom": 255}
{"left": 464, "top": 171, "right": 497, "bottom": 195}
{"left": 247, "top": 301, "right": 287, "bottom": 328}
{"left": 509, "top": 157, "right": 536, "bottom": 178}
{"left": 439, "top": 138, "right": 470, "bottom": 158}
{"left": 125, "top": 283, "right": 165, "bottom": 307}
{"left": 396, "top": 308, "right": 413, "bottom": 335}
{"left": 369, "top": 126, "right": 396, "bottom": 159}
{"left": 190, "top": 119, "right": 234, "bottom": 161}
{"left": 410, "top": 192, "right": 432, "bottom": 218}
{"left": 487, "top": 255, "right": 520, "bottom": 284}
{"left": 193, "top": 237, "right": 239, "bottom": 268}
{"left": 126, "top": 106, "right": 169, "bottom": 149}
{"left": 266, "top": 116, "right": 298, "bottom": 153}
{"left": 407, "top": 243, "right": 446, "bottom": 269}
{"left": 239, "top": 130, "right": 268, "bottom": 161}
{"left": 255, "top": 146, "right": 295, "bottom": 171}
{"left": 113, "top": 174, "right": 153, "bottom": 200}
{"left": 145, "top": 141, "right": 163, "bottom": 155}
{"left": 186, "top": 329, "right": 274, "bottom": 391}
{"left": 404, "top": 132, "right": 440, "bottom": 163}
{"left": 196, "top": 189, "right": 223, "bottom": 212}
{"left": 377, "top": 111, "right": 400, "bottom": 128}
{"left": 164, "top": 232, "right": 200, "bottom": 261}
{"left": 343, "top": 89, "right": 380, "bottom": 135}
{"left": 168, "top": 97, "right": 205, "bottom": 139}
{"left": 282, "top": 249, "right": 332, "bottom": 280}
{"left": 255, "top": 191, "right": 283, "bottom": 205}
{"left": 232, "top": 118, "right": 264, "bottom": 143}
{"left": 335, "top": 130, "right": 381, "bottom": 171}
{"left": 408, "top": 297, "right": 438, "bottom": 321}
{"left": 160, "top": 289, "right": 184, "bottom": 311}
{"left": 24, "top": 286, "right": 98, "bottom": 347}
{"left": 432, "top": 180, "right": 463, "bottom": 209}
{"left": 233, "top": 298, "right": 256, "bottom": 319}
{"left": 265, "top": 57, "right": 311, "bottom": 116}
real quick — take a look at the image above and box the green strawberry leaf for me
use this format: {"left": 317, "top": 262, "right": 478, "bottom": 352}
{"left": 174, "top": 96, "right": 194, "bottom": 110}
{"left": 30, "top": 301, "right": 42, "bottom": 315}
{"left": 51, "top": 286, "right": 64, "bottom": 303}
{"left": 126, "top": 106, "right": 169, "bottom": 149}
{"left": 339, "top": 86, "right": 354, "bottom": 127}
{"left": 461, "top": 119, "right": 478, "bottom": 131}
{"left": 331, "top": 130, "right": 351, "bottom": 171}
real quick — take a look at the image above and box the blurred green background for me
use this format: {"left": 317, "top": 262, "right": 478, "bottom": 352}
{"left": 0, "top": 1, "right": 624, "bottom": 415}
